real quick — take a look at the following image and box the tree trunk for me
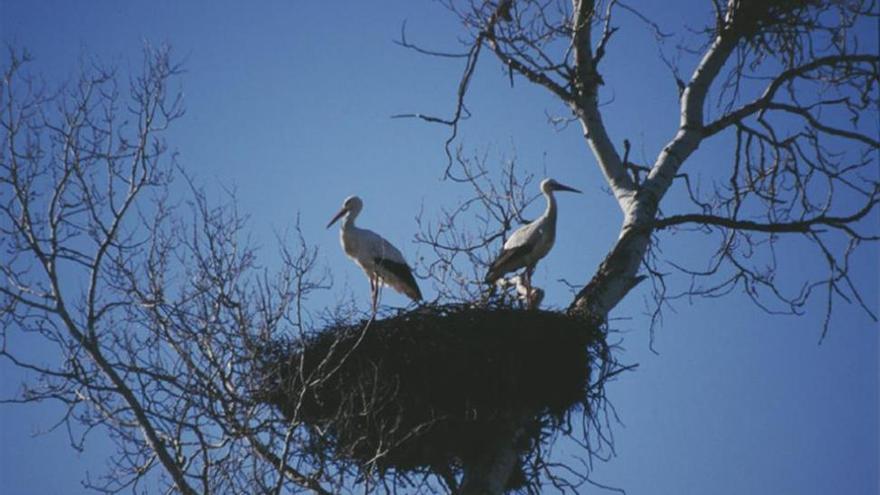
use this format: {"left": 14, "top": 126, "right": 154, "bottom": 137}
{"left": 458, "top": 416, "right": 525, "bottom": 495}
{"left": 568, "top": 226, "right": 649, "bottom": 324}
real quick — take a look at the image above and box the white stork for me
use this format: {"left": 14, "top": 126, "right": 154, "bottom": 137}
{"left": 327, "top": 195, "right": 422, "bottom": 313}
{"left": 485, "top": 178, "right": 581, "bottom": 300}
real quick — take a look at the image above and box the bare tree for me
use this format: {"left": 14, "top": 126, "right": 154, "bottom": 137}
{"left": 0, "top": 46, "right": 356, "bottom": 494}
{"left": 0, "top": 44, "right": 623, "bottom": 495}
{"left": 396, "top": 0, "right": 878, "bottom": 490}
{"left": 401, "top": 0, "right": 878, "bottom": 332}
{"left": 3, "top": 0, "right": 878, "bottom": 493}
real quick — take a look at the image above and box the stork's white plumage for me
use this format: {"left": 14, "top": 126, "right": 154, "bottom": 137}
{"left": 485, "top": 178, "right": 581, "bottom": 298}
{"left": 327, "top": 196, "right": 422, "bottom": 312}
{"left": 497, "top": 275, "right": 545, "bottom": 309}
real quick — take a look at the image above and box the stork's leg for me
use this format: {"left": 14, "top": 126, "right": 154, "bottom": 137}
{"left": 370, "top": 275, "right": 378, "bottom": 314}
{"left": 524, "top": 265, "right": 535, "bottom": 309}
{"left": 376, "top": 278, "right": 384, "bottom": 311}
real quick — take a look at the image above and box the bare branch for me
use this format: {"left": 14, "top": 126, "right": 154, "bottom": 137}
{"left": 703, "top": 54, "right": 879, "bottom": 137}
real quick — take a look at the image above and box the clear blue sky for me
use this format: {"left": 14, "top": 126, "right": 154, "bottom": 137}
{"left": 1, "top": 1, "right": 877, "bottom": 494}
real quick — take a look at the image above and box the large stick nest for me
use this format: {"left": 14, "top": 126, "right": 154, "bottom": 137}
{"left": 256, "top": 304, "right": 611, "bottom": 486}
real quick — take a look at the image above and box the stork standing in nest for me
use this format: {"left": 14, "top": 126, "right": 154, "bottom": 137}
{"left": 328, "top": 196, "right": 422, "bottom": 313}
{"left": 485, "top": 178, "right": 581, "bottom": 303}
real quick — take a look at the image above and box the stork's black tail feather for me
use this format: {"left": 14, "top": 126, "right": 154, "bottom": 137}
{"left": 485, "top": 243, "right": 532, "bottom": 285}
{"left": 375, "top": 258, "right": 422, "bottom": 301}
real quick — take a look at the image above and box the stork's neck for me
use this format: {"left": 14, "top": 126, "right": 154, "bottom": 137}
{"left": 342, "top": 210, "right": 358, "bottom": 231}
{"left": 542, "top": 189, "right": 558, "bottom": 222}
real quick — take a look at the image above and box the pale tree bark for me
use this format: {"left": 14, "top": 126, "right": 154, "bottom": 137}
{"left": 569, "top": 1, "right": 742, "bottom": 323}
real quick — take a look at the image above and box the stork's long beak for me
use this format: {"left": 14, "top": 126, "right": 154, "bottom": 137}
{"left": 553, "top": 182, "right": 582, "bottom": 194}
{"left": 326, "top": 207, "right": 347, "bottom": 229}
